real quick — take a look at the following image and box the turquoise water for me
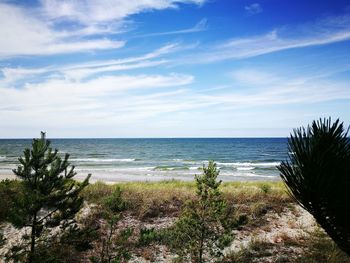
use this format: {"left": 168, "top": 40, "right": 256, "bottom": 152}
{"left": 0, "top": 138, "right": 288, "bottom": 182}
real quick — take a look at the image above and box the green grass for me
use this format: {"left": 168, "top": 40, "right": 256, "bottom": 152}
{"left": 82, "top": 180, "right": 288, "bottom": 205}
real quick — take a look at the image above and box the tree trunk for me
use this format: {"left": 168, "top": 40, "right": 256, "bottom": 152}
{"left": 199, "top": 224, "right": 205, "bottom": 263}
{"left": 28, "top": 214, "right": 37, "bottom": 263}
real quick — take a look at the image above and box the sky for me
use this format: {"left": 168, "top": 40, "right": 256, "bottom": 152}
{"left": 0, "top": 0, "right": 350, "bottom": 138}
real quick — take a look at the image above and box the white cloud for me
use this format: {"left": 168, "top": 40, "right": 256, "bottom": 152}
{"left": 245, "top": 3, "right": 263, "bottom": 16}
{"left": 0, "top": 43, "right": 182, "bottom": 83}
{"left": 179, "top": 14, "right": 350, "bottom": 64}
{"left": 40, "top": 0, "right": 206, "bottom": 25}
{"left": 136, "top": 18, "right": 208, "bottom": 38}
{"left": 0, "top": 3, "right": 124, "bottom": 58}
{"left": 62, "top": 43, "right": 181, "bottom": 70}
{"left": 63, "top": 60, "right": 168, "bottom": 80}
{"left": 0, "top": 0, "right": 206, "bottom": 58}
{"left": 0, "top": 71, "right": 210, "bottom": 137}
{"left": 0, "top": 73, "right": 193, "bottom": 114}
{"left": 229, "top": 69, "right": 279, "bottom": 86}
{"left": 1, "top": 67, "right": 349, "bottom": 137}
{"left": 202, "top": 69, "right": 350, "bottom": 109}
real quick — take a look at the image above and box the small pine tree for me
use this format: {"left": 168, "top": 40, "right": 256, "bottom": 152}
{"left": 91, "top": 187, "right": 133, "bottom": 263}
{"left": 168, "top": 161, "right": 233, "bottom": 263}
{"left": 8, "top": 132, "right": 90, "bottom": 263}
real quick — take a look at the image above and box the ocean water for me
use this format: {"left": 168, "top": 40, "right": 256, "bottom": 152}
{"left": 0, "top": 138, "right": 288, "bottom": 182}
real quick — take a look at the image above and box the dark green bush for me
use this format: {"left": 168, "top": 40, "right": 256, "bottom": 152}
{"left": 278, "top": 118, "right": 350, "bottom": 255}
{"left": 0, "top": 179, "right": 25, "bottom": 223}
{"left": 138, "top": 228, "right": 160, "bottom": 246}
{"left": 103, "top": 187, "right": 127, "bottom": 213}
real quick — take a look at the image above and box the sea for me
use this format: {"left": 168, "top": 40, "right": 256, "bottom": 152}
{"left": 0, "top": 138, "right": 288, "bottom": 182}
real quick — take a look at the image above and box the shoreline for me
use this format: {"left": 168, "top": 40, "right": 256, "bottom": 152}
{"left": 0, "top": 173, "right": 281, "bottom": 184}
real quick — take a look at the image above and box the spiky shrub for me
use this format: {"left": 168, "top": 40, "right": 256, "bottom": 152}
{"left": 278, "top": 118, "right": 350, "bottom": 255}
{"left": 7, "top": 132, "right": 90, "bottom": 263}
{"left": 167, "top": 161, "right": 233, "bottom": 263}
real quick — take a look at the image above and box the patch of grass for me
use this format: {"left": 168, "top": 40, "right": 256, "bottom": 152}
{"left": 82, "top": 181, "right": 114, "bottom": 203}
{"left": 221, "top": 238, "right": 274, "bottom": 263}
{"left": 259, "top": 183, "right": 272, "bottom": 194}
{"left": 82, "top": 180, "right": 291, "bottom": 221}
{"left": 296, "top": 228, "right": 350, "bottom": 263}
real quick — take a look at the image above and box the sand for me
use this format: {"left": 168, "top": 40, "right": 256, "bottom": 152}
{"left": 0, "top": 174, "right": 16, "bottom": 181}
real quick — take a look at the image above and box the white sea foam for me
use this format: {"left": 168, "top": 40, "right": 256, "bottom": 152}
{"left": 216, "top": 161, "right": 280, "bottom": 167}
{"left": 236, "top": 167, "right": 255, "bottom": 171}
{"left": 0, "top": 156, "right": 18, "bottom": 161}
{"left": 72, "top": 158, "right": 136, "bottom": 162}
{"left": 76, "top": 166, "right": 154, "bottom": 172}
{"left": 220, "top": 171, "right": 275, "bottom": 178}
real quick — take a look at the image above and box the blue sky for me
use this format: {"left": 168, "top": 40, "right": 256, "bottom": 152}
{"left": 0, "top": 0, "right": 350, "bottom": 138}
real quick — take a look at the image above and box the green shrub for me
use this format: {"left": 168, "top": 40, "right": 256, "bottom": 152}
{"left": 0, "top": 179, "right": 25, "bottom": 223}
{"left": 92, "top": 187, "right": 133, "bottom": 263}
{"left": 138, "top": 228, "right": 160, "bottom": 246}
{"left": 166, "top": 161, "right": 234, "bottom": 263}
{"left": 259, "top": 184, "right": 271, "bottom": 194}
{"left": 103, "top": 187, "right": 127, "bottom": 213}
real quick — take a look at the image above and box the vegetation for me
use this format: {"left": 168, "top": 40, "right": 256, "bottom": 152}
{"left": 278, "top": 118, "right": 350, "bottom": 255}
{"left": 3, "top": 132, "right": 90, "bottom": 262}
{"left": 2, "top": 177, "right": 350, "bottom": 262}
{"left": 222, "top": 228, "right": 350, "bottom": 263}
{"left": 164, "top": 161, "right": 234, "bottom": 262}
{"left": 138, "top": 228, "right": 159, "bottom": 246}
{"left": 90, "top": 187, "right": 133, "bottom": 263}
{"left": 0, "top": 179, "right": 25, "bottom": 223}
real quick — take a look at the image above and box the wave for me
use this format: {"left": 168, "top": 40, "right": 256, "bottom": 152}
{"left": 72, "top": 158, "right": 136, "bottom": 162}
{"left": 75, "top": 166, "right": 155, "bottom": 172}
{"left": 220, "top": 170, "right": 276, "bottom": 178}
{"left": 153, "top": 166, "right": 190, "bottom": 171}
{"left": 216, "top": 161, "right": 280, "bottom": 167}
{"left": 236, "top": 167, "right": 255, "bottom": 171}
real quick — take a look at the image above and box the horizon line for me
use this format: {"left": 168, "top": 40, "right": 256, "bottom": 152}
{"left": 0, "top": 136, "right": 289, "bottom": 140}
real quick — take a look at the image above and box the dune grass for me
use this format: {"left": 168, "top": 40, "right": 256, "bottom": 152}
{"left": 3, "top": 179, "right": 350, "bottom": 262}
{"left": 82, "top": 180, "right": 290, "bottom": 220}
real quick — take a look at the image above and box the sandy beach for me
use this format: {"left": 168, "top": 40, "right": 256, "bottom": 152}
{"left": 0, "top": 174, "right": 16, "bottom": 181}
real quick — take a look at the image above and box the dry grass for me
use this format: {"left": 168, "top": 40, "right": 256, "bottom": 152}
{"left": 295, "top": 228, "right": 350, "bottom": 263}
{"left": 3, "top": 179, "right": 350, "bottom": 262}
{"left": 82, "top": 180, "right": 290, "bottom": 221}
